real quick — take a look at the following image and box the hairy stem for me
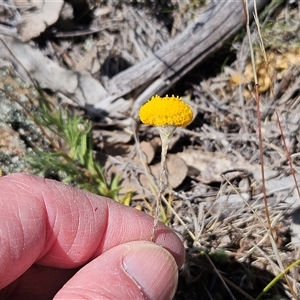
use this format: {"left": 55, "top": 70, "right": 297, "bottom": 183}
{"left": 151, "top": 125, "right": 176, "bottom": 241}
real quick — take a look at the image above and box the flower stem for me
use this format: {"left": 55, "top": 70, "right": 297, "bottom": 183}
{"left": 151, "top": 125, "right": 176, "bottom": 241}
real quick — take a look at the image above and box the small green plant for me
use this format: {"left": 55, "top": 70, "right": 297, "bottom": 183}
{"left": 27, "top": 94, "right": 128, "bottom": 203}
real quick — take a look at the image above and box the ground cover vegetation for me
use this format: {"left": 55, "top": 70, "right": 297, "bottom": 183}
{"left": 0, "top": 0, "right": 300, "bottom": 299}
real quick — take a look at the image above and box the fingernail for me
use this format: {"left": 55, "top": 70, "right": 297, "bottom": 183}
{"left": 123, "top": 243, "right": 178, "bottom": 300}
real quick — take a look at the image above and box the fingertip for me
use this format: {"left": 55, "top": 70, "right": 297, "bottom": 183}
{"left": 55, "top": 241, "right": 179, "bottom": 300}
{"left": 155, "top": 226, "right": 186, "bottom": 268}
{"left": 122, "top": 242, "right": 179, "bottom": 300}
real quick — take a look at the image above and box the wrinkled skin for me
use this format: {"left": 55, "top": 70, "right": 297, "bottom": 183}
{"left": 0, "top": 173, "right": 185, "bottom": 300}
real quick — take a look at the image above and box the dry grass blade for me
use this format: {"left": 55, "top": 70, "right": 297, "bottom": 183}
{"left": 245, "top": 0, "right": 299, "bottom": 298}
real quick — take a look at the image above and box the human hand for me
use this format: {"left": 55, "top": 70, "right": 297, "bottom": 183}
{"left": 0, "top": 173, "right": 185, "bottom": 299}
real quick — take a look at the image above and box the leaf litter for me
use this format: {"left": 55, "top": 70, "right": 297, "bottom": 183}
{"left": 0, "top": 1, "right": 300, "bottom": 299}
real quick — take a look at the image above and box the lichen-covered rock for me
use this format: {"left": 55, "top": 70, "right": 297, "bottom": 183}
{"left": 0, "top": 67, "right": 49, "bottom": 175}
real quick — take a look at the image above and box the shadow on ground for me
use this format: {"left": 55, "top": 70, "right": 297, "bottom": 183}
{"left": 174, "top": 249, "right": 289, "bottom": 300}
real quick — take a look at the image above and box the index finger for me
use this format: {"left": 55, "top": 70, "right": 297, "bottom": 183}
{"left": 0, "top": 173, "right": 185, "bottom": 289}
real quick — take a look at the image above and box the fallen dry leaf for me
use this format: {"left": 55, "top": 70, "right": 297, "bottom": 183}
{"left": 102, "top": 130, "right": 132, "bottom": 145}
{"left": 230, "top": 72, "right": 249, "bottom": 86}
{"left": 150, "top": 154, "right": 188, "bottom": 188}
{"left": 140, "top": 141, "right": 155, "bottom": 164}
{"left": 177, "top": 148, "right": 277, "bottom": 184}
{"left": 238, "top": 48, "right": 300, "bottom": 92}
{"left": 75, "top": 46, "right": 101, "bottom": 74}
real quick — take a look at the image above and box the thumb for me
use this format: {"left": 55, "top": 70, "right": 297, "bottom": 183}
{"left": 54, "top": 241, "right": 179, "bottom": 300}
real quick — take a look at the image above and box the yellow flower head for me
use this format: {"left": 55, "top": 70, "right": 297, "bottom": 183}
{"left": 139, "top": 95, "right": 193, "bottom": 127}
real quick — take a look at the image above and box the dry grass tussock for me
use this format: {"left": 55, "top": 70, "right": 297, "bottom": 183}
{"left": 168, "top": 3, "right": 300, "bottom": 299}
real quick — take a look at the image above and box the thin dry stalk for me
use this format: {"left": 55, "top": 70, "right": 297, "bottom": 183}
{"left": 244, "top": 0, "right": 272, "bottom": 232}
{"left": 245, "top": 1, "right": 298, "bottom": 298}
